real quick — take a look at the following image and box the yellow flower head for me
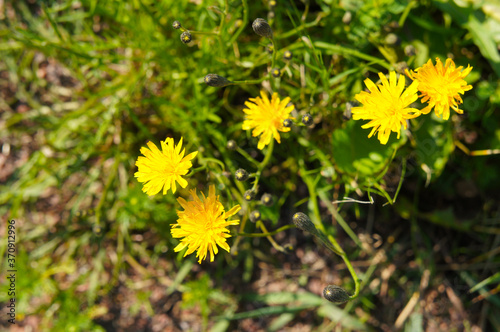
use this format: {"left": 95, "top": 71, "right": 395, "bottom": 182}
{"left": 242, "top": 91, "right": 294, "bottom": 150}
{"left": 351, "top": 71, "right": 421, "bottom": 145}
{"left": 134, "top": 137, "right": 197, "bottom": 196}
{"left": 406, "top": 57, "right": 473, "bottom": 120}
{"left": 171, "top": 185, "right": 241, "bottom": 263}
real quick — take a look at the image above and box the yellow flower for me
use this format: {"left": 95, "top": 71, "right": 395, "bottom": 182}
{"left": 171, "top": 185, "right": 241, "bottom": 263}
{"left": 242, "top": 91, "right": 294, "bottom": 150}
{"left": 134, "top": 137, "right": 197, "bottom": 196}
{"left": 351, "top": 71, "right": 421, "bottom": 144}
{"left": 406, "top": 58, "right": 473, "bottom": 120}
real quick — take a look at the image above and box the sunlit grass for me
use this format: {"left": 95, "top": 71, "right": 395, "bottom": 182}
{"left": 1, "top": 0, "right": 500, "bottom": 330}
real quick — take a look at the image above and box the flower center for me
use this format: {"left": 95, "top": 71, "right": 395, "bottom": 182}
{"left": 162, "top": 159, "right": 178, "bottom": 176}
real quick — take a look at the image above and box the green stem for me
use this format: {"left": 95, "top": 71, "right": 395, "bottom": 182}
{"left": 312, "top": 231, "right": 344, "bottom": 256}
{"left": 238, "top": 224, "right": 295, "bottom": 237}
{"left": 398, "top": 0, "right": 417, "bottom": 28}
{"left": 343, "top": 253, "right": 361, "bottom": 299}
{"left": 299, "top": 163, "right": 361, "bottom": 299}
{"left": 257, "top": 220, "right": 285, "bottom": 252}
{"left": 259, "top": 139, "right": 274, "bottom": 170}
{"left": 392, "top": 158, "right": 407, "bottom": 204}
{"left": 229, "top": 0, "right": 248, "bottom": 44}
{"left": 270, "top": 37, "right": 277, "bottom": 70}
{"left": 314, "top": 41, "right": 392, "bottom": 70}
{"left": 236, "top": 147, "right": 260, "bottom": 168}
{"left": 185, "top": 165, "right": 207, "bottom": 177}
{"left": 229, "top": 76, "right": 269, "bottom": 85}
{"left": 275, "top": 17, "right": 321, "bottom": 40}
{"left": 189, "top": 30, "right": 218, "bottom": 36}
{"left": 95, "top": 155, "right": 120, "bottom": 226}
{"left": 317, "top": 191, "right": 362, "bottom": 248}
{"left": 217, "top": 0, "right": 228, "bottom": 57}
{"left": 252, "top": 139, "right": 274, "bottom": 191}
{"left": 201, "top": 157, "right": 225, "bottom": 171}
{"left": 372, "top": 182, "right": 393, "bottom": 205}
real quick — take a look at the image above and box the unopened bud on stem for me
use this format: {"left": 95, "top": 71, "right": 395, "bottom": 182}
{"left": 204, "top": 74, "right": 232, "bottom": 87}
{"left": 292, "top": 212, "right": 318, "bottom": 234}
{"left": 235, "top": 169, "right": 250, "bottom": 181}
{"left": 180, "top": 31, "right": 192, "bottom": 44}
{"left": 252, "top": 18, "right": 273, "bottom": 38}
{"left": 323, "top": 285, "right": 351, "bottom": 304}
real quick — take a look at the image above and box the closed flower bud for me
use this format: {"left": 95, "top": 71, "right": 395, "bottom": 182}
{"left": 266, "top": 43, "right": 274, "bottom": 54}
{"left": 283, "top": 119, "right": 293, "bottom": 128}
{"left": 269, "top": 0, "right": 277, "bottom": 8}
{"left": 244, "top": 189, "right": 256, "bottom": 201}
{"left": 385, "top": 33, "right": 399, "bottom": 45}
{"left": 204, "top": 74, "right": 232, "bottom": 87}
{"left": 260, "top": 193, "right": 274, "bottom": 206}
{"left": 271, "top": 68, "right": 281, "bottom": 78}
{"left": 93, "top": 224, "right": 103, "bottom": 235}
{"left": 404, "top": 44, "right": 416, "bottom": 57}
{"left": 342, "top": 11, "right": 352, "bottom": 25}
{"left": 383, "top": 21, "right": 399, "bottom": 32}
{"left": 235, "top": 168, "right": 249, "bottom": 181}
{"left": 227, "top": 140, "right": 237, "bottom": 150}
{"left": 302, "top": 113, "right": 313, "bottom": 126}
{"left": 323, "top": 285, "right": 351, "bottom": 304}
{"left": 180, "top": 31, "right": 192, "bottom": 44}
{"left": 292, "top": 212, "right": 318, "bottom": 234}
{"left": 252, "top": 18, "right": 273, "bottom": 38}
{"left": 249, "top": 210, "right": 261, "bottom": 223}
{"left": 283, "top": 50, "right": 293, "bottom": 61}
{"left": 394, "top": 61, "right": 409, "bottom": 73}
{"left": 172, "top": 21, "right": 182, "bottom": 29}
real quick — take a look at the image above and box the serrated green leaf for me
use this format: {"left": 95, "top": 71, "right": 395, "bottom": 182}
{"left": 412, "top": 115, "right": 454, "bottom": 181}
{"left": 332, "top": 120, "right": 405, "bottom": 178}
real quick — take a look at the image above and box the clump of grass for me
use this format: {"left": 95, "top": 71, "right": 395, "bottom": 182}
{"left": 1, "top": 0, "right": 500, "bottom": 331}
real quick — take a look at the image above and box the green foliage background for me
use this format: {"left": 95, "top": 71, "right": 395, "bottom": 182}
{"left": 1, "top": 0, "right": 500, "bottom": 330}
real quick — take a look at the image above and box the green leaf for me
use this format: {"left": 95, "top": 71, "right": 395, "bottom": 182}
{"left": 317, "top": 302, "right": 367, "bottom": 330}
{"left": 332, "top": 120, "right": 405, "bottom": 178}
{"left": 412, "top": 115, "right": 454, "bottom": 182}
{"left": 434, "top": 0, "right": 500, "bottom": 77}
{"left": 218, "top": 304, "right": 315, "bottom": 321}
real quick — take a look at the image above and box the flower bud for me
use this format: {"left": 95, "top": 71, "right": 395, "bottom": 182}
{"left": 252, "top": 18, "right": 273, "bottom": 38}
{"left": 385, "top": 21, "right": 400, "bottom": 31}
{"left": 283, "top": 50, "right": 293, "bottom": 61}
{"left": 404, "top": 45, "right": 416, "bottom": 57}
{"left": 235, "top": 168, "right": 249, "bottom": 181}
{"left": 283, "top": 119, "right": 293, "bottom": 128}
{"left": 384, "top": 33, "right": 399, "bottom": 45}
{"left": 302, "top": 113, "right": 313, "bottom": 126}
{"left": 172, "top": 21, "right": 182, "bottom": 29}
{"left": 260, "top": 193, "right": 274, "bottom": 206}
{"left": 394, "top": 61, "right": 409, "bottom": 73}
{"left": 243, "top": 189, "right": 256, "bottom": 201}
{"left": 342, "top": 11, "right": 352, "bottom": 25}
{"left": 180, "top": 31, "right": 192, "bottom": 44}
{"left": 343, "top": 102, "right": 353, "bottom": 120}
{"left": 323, "top": 285, "right": 351, "bottom": 304}
{"left": 227, "top": 140, "right": 237, "bottom": 150}
{"left": 204, "top": 74, "right": 232, "bottom": 87}
{"left": 292, "top": 212, "right": 318, "bottom": 234}
{"left": 93, "top": 224, "right": 103, "bottom": 235}
{"left": 266, "top": 43, "right": 274, "bottom": 54}
{"left": 249, "top": 210, "right": 261, "bottom": 223}
{"left": 271, "top": 68, "right": 281, "bottom": 78}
